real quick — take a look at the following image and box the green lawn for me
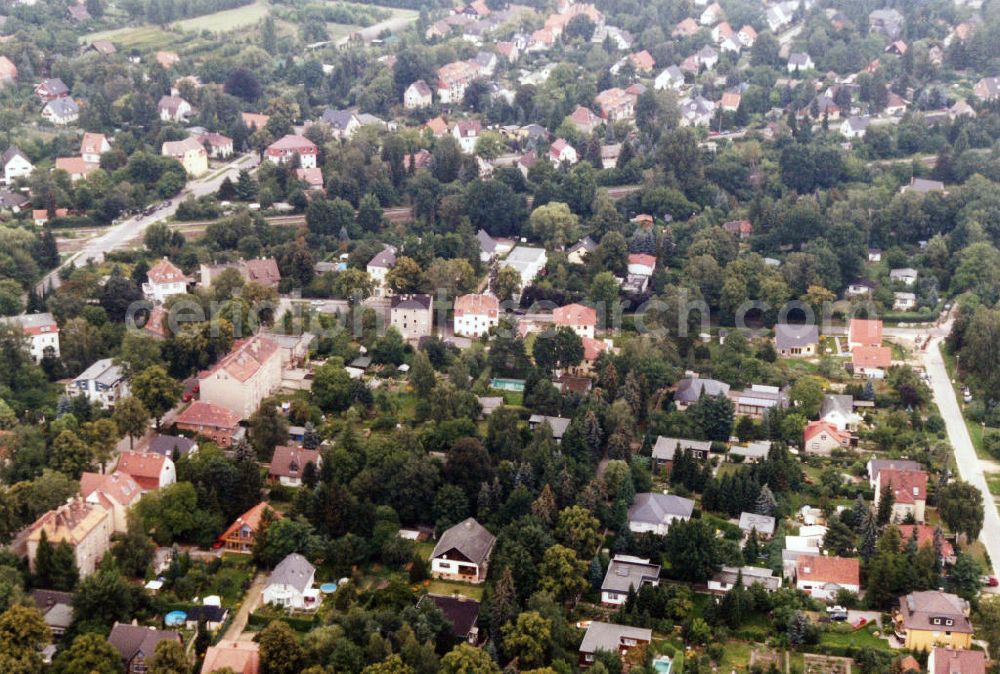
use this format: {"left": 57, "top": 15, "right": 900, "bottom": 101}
{"left": 818, "top": 623, "right": 891, "bottom": 650}
{"left": 81, "top": 24, "right": 185, "bottom": 50}
{"left": 424, "top": 579, "right": 484, "bottom": 601}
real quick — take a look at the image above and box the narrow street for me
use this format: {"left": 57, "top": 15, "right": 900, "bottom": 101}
{"left": 923, "top": 336, "right": 1000, "bottom": 578}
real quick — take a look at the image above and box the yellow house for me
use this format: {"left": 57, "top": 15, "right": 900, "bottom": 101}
{"left": 895, "top": 591, "right": 973, "bottom": 650}
{"left": 161, "top": 136, "right": 207, "bottom": 177}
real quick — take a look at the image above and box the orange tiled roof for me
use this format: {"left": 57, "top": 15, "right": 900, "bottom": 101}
{"left": 454, "top": 293, "right": 499, "bottom": 316}
{"left": 796, "top": 554, "right": 860, "bottom": 587}
{"left": 553, "top": 303, "right": 597, "bottom": 327}
{"left": 201, "top": 335, "right": 279, "bottom": 383}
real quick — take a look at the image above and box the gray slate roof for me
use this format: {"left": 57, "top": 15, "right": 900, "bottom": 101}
{"left": 579, "top": 621, "right": 652, "bottom": 654}
{"left": 528, "top": 414, "right": 570, "bottom": 439}
{"left": 820, "top": 394, "right": 854, "bottom": 419}
{"left": 74, "top": 358, "right": 124, "bottom": 386}
{"left": 712, "top": 565, "right": 780, "bottom": 591}
{"left": 774, "top": 323, "right": 819, "bottom": 350}
{"left": 108, "top": 623, "right": 179, "bottom": 663}
{"left": 601, "top": 555, "right": 660, "bottom": 593}
{"left": 674, "top": 377, "right": 730, "bottom": 404}
{"left": 652, "top": 436, "right": 711, "bottom": 461}
{"left": 147, "top": 434, "right": 197, "bottom": 458}
{"left": 628, "top": 492, "right": 694, "bottom": 525}
{"left": 738, "top": 512, "right": 776, "bottom": 537}
{"left": 267, "top": 553, "right": 315, "bottom": 595}
{"left": 431, "top": 517, "right": 495, "bottom": 564}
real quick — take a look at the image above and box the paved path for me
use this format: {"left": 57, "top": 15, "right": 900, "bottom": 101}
{"left": 923, "top": 336, "right": 1000, "bottom": 577}
{"left": 221, "top": 572, "right": 265, "bottom": 641}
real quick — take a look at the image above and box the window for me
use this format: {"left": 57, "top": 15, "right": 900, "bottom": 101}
{"left": 932, "top": 618, "right": 941, "bottom": 625}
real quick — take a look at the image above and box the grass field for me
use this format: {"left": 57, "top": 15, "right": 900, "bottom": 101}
{"left": 82, "top": 24, "right": 185, "bottom": 49}
{"left": 172, "top": 0, "right": 271, "bottom": 32}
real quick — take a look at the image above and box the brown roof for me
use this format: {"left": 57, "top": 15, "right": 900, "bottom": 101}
{"left": 269, "top": 445, "right": 320, "bottom": 479}
{"left": 899, "top": 591, "right": 972, "bottom": 633}
{"left": 116, "top": 451, "right": 168, "bottom": 491}
{"left": 630, "top": 50, "right": 655, "bottom": 71}
{"left": 931, "top": 648, "right": 985, "bottom": 674}
{"left": 241, "top": 112, "right": 269, "bottom": 130}
{"left": 109, "top": 623, "right": 180, "bottom": 664}
{"left": 176, "top": 401, "right": 241, "bottom": 430}
{"left": 201, "top": 639, "right": 260, "bottom": 674}
{"left": 241, "top": 258, "right": 280, "bottom": 286}
{"left": 582, "top": 336, "right": 610, "bottom": 361}
{"left": 147, "top": 258, "right": 191, "bottom": 285}
{"left": 796, "top": 554, "right": 859, "bottom": 587}
{"left": 454, "top": 293, "right": 499, "bottom": 316}
{"left": 804, "top": 420, "right": 850, "bottom": 445}
{"left": 155, "top": 51, "right": 180, "bottom": 68}
{"left": 0, "top": 55, "right": 17, "bottom": 80}
{"left": 201, "top": 335, "right": 279, "bottom": 383}
{"left": 425, "top": 116, "right": 448, "bottom": 136}
{"left": 143, "top": 305, "right": 168, "bottom": 339}
{"left": 553, "top": 303, "right": 597, "bottom": 327}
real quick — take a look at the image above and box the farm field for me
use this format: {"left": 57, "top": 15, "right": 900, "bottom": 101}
{"left": 172, "top": 0, "right": 271, "bottom": 32}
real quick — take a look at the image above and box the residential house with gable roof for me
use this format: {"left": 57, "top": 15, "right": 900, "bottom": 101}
{"left": 80, "top": 471, "right": 142, "bottom": 533}
{"left": 454, "top": 293, "right": 499, "bottom": 337}
{"left": 875, "top": 468, "right": 928, "bottom": 523}
{"left": 2, "top": 146, "right": 33, "bottom": 184}
{"left": 108, "top": 624, "right": 182, "bottom": 674}
{"left": 218, "top": 502, "right": 278, "bottom": 554}
{"left": 162, "top": 136, "right": 207, "bottom": 177}
{"left": 579, "top": 622, "right": 651, "bottom": 667}
{"left": 628, "top": 492, "right": 694, "bottom": 535}
{"left": 269, "top": 446, "right": 321, "bottom": 487}
{"left": 601, "top": 555, "right": 660, "bottom": 606}
{"left": 3, "top": 312, "right": 59, "bottom": 361}
{"left": 116, "top": 451, "right": 176, "bottom": 492}
{"left": 27, "top": 497, "right": 113, "bottom": 576}
{"left": 928, "top": 648, "right": 985, "bottom": 674}
{"left": 263, "top": 553, "right": 317, "bottom": 610}
{"left": 201, "top": 640, "right": 260, "bottom": 674}
{"left": 175, "top": 401, "right": 242, "bottom": 447}
{"left": 430, "top": 517, "right": 496, "bottom": 583}
{"left": 143, "top": 258, "right": 191, "bottom": 303}
{"left": 895, "top": 591, "right": 973, "bottom": 650}
{"left": 795, "top": 554, "right": 860, "bottom": 600}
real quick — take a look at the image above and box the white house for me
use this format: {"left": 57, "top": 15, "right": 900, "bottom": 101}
{"left": 795, "top": 554, "right": 860, "bottom": 601}
{"left": 708, "top": 565, "right": 780, "bottom": 593}
{"left": 839, "top": 116, "right": 871, "bottom": 139}
{"left": 263, "top": 553, "right": 318, "bottom": 610}
{"left": 600, "top": 555, "right": 660, "bottom": 606}
{"left": 366, "top": 246, "right": 396, "bottom": 298}
{"left": 889, "top": 267, "right": 918, "bottom": 286}
{"left": 430, "top": 518, "right": 496, "bottom": 584}
{"left": 787, "top": 53, "right": 815, "bottom": 72}
{"left": 820, "top": 395, "right": 862, "bottom": 432}
{"left": 452, "top": 120, "right": 482, "bottom": 154}
{"left": 4, "top": 312, "right": 59, "bottom": 362}
{"left": 143, "top": 258, "right": 191, "bottom": 303}
{"left": 627, "top": 493, "right": 694, "bottom": 535}
{"left": 454, "top": 293, "right": 499, "bottom": 337}
{"left": 42, "top": 98, "right": 79, "bottom": 125}
{"left": 68, "top": 358, "right": 128, "bottom": 408}
{"left": 80, "top": 133, "right": 110, "bottom": 164}
{"left": 116, "top": 451, "right": 177, "bottom": 492}
{"left": 157, "top": 95, "right": 192, "bottom": 123}
{"left": 404, "top": 80, "right": 433, "bottom": 109}
{"left": 548, "top": 138, "right": 578, "bottom": 166}
{"left": 654, "top": 66, "right": 684, "bottom": 91}
{"left": 894, "top": 292, "right": 916, "bottom": 311}
{"left": 627, "top": 253, "right": 656, "bottom": 277}
{"left": 1, "top": 146, "right": 33, "bottom": 184}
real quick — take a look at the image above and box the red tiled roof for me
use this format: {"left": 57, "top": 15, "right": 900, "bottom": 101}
{"left": 804, "top": 420, "right": 850, "bottom": 445}
{"left": 852, "top": 345, "right": 892, "bottom": 369}
{"left": 454, "top": 293, "right": 499, "bottom": 316}
{"left": 55, "top": 156, "right": 96, "bottom": 176}
{"left": 116, "top": 451, "right": 168, "bottom": 491}
{"left": 723, "top": 219, "right": 752, "bottom": 234}
{"left": 582, "top": 336, "right": 610, "bottom": 361}
{"left": 176, "top": 401, "right": 241, "bottom": 430}
{"left": 241, "top": 258, "right": 280, "bottom": 286}
{"left": 80, "top": 132, "right": 108, "bottom": 156}
{"left": 628, "top": 253, "right": 657, "bottom": 269}
{"left": 896, "top": 525, "right": 954, "bottom": 559}
{"left": 80, "top": 471, "right": 142, "bottom": 507}
{"left": 201, "top": 335, "right": 279, "bottom": 383}
{"left": 147, "top": 258, "right": 191, "bottom": 285}
{"left": 425, "top": 116, "right": 448, "bottom": 136}
{"left": 879, "top": 469, "right": 927, "bottom": 504}
{"left": 144, "top": 306, "right": 168, "bottom": 339}
{"left": 266, "top": 134, "right": 318, "bottom": 156}
{"left": 201, "top": 639, "right": 260, "bottom": 674}
{"left": 849, "top": 318, "right": 883, "bottom": 346}
{"left": 630, "top": 50, "right": 655, "bottom": 71}
{"left": 553, "top": 303, "right": 597, "bottom": 327}
{"left": 931, "top": 648, "right": 985, "bottom": 674}
{"left": 796, "top": 554, "right": 859, "bottom": 587}
{"left": 218, "top": 502, "right": 276, "bottom": 543}
{"left": 295, "top": 167, "right": 323, "bottom": 187}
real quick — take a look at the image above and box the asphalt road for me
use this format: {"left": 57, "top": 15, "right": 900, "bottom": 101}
{"left": 922, "top": 334, "right": 1000, "bottom": 578}
{"left": 36, "top": 153, "right": 258, "bottom": 295}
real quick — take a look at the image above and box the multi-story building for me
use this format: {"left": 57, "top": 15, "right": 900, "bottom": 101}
{"left": 265, "top": 135, "right": 318, "bottom": 169}
{"left": 198, "top": 335, "right": 282, "bottom": 419}
{"left": 68, "top": 358, "right": 128, "bottom": 408}
{"left": 4, "top": 312, "right": 59, "bottom": 362}
{"left": 27, "top": 497, "right": 113, "bottom": 577}
{"left": 390, "top": 294, "right": 434, "bottom": 341}
{"left": 454, "top": 293, "right": 500, "bottom": 337}
{"left": 143, "top": 258, "right": 191, "bottom": 303}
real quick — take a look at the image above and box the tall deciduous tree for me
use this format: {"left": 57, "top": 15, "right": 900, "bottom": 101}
{"left": 131, "top": 366, "right": 181, "bottom": 430}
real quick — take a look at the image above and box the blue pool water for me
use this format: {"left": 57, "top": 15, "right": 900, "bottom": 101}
{"left": 652, "top": 656, "right": 672, "bottom": 673}
{"left": 320, "top": 582, "right": 338, "bottom": 593}
{"left": 164, "top": 611, "right": 186, "bottom": 627}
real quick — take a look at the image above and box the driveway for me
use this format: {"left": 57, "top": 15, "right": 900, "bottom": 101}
{"left": 221, "top": 572, "right": 265, "bottom": 641}
{"left": 922, "top": 337, "right": 1000, "bottom": 578}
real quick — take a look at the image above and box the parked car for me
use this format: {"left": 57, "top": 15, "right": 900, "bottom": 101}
{"left": 981, "top": 575, "right": 998, "bottom": 587}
